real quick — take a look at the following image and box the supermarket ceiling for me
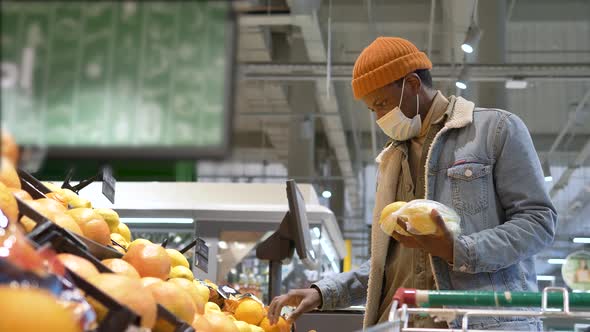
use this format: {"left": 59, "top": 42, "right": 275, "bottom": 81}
{"left": 231, "top": 0, "right": 590, "bottom": 277}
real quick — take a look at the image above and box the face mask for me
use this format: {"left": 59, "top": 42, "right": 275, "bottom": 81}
{"left": 376, "top": 78, "right": 421, "bottom": 141}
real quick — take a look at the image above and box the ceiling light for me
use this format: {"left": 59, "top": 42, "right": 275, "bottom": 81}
{"left": 322, "top": 190, "right": 332, "bottom": 199}
{"left": 547, "top": 258, "right": 567, "bottom": 265}
{"left": 542, "top": 159, "right": 552, "bottom": 182}
{"left": 120, "top": 218, "right": 193, "bottom": 224}
{"left": 456, "top": 66, "right": 469, "bottom": 90}
{"left": 505, "top": 79, "right": 528, "bottom": 89}
{"left": 536, "top": 275, "right": 556, "bottom": 281}
{"left": 461, "top": 22, "right": 481, "bottom": 54}
{"left": 218, "top": 241, "right": 228, "bottom": 250}
{"left": 573, "top": 237, "right": 590, "bottom": 244}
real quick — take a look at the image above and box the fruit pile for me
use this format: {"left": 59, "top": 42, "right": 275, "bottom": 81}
{"left": 0, "top": 131, "right": 293, "bottom": 332}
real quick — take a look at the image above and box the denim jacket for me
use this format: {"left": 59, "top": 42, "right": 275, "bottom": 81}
{"left": 313, "top": 96, "right": 557, "bottom": 330}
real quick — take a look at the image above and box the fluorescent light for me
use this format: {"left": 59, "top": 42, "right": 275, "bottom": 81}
{"left": 461, "top": 23, "right": 481, "bottom": 54}
{"left": 536, "top": 275, "right": 556, "bottom": 281}
{"left": 322, "top": 190, "right": 332, "bottom": 199}
{"left": 455, "top": 81, "right": 467, "bottom": 90}
{"left": 456, "top": 65, "right": 469, "bottom": 90}
{"left": 544, "top": 176, "right": 553, "bottom": 182}
{"left": 119, "top": 218, "right": 194, "bottom": 224}
{"left": 461, "top": 44, "right": 474, "bottom": 54}
{"left": 573, "top": 237, "right": 590, "bottom": 244}
{"left": 547, "top": 258, "right": 567, "bottom": 265}
{"left": 505, "top": 79, "right": 528, "bottom": 89}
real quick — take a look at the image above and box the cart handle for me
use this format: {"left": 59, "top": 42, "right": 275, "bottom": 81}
{"left": 393, "top": 287, "right": 590, "bottom": 309}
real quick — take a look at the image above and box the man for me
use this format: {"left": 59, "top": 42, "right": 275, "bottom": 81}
{"left": 267, "top": 37, "right": 557, "bottom": 330}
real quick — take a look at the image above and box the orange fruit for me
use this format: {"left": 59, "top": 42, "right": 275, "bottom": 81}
{"left": 81, "top": 219, "right": 111, "bottom": 246}
{"left": 0, "top": 286, "right": 81, "bottom": 332}
{"left": 8, "top": 187, "right": 32, "bottom": 201}
{"left": 1, "top": 131, "right": 19, "bottom": 165}
{"left": 123, "top": 243, "right": 171, "bottom": 280}
{"left": 35, "top": 198, "right": 67, "bottom": 214}
{"left": 46, "top": 191, "right": 69, "bottom": 209}
{"left": 56, "top": 253, "right": 99, "bottom": 280}
{"left": 102, "top": 258, "right": 140, "bottom": 279}
{"left": 88, "top": 273, "right": 157, "bottom": 328}
{"left": 168, "top": 278, "right": 205, "bottom": 314}
{"left": 192, "top": 313, "right": 212, "bottom": 331}
{"left": 52, "top": 213, "right": 84, "bottom": 236}
{"left": 140, "top": 277, "right": 164, "bottom": 288}
{"left": 0, "top": 182, "right": 18, "bottom": 224}
{"left": 0, "top": 157, "right": 20, "bottom": 189}
{"left": 259, "top": 317, "right": 291, "bottom": 332}
{"left": 143, "top": 281, "right": 195, "bottom": 331}
{"left": 204, "top": 311, "right": 239, "bottom": 332}
{"left": 234, "top": 299, "right": 265, "bottom": 325}
{"left": 66, "top": 208, "right": 110, "bottom": 245}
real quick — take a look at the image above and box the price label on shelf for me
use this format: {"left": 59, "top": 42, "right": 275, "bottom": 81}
{"left": 101, "top": 166, "right": 116, "bottom": 204}
{"left": 194, "top": 238, "right": 209, "bottom": 273}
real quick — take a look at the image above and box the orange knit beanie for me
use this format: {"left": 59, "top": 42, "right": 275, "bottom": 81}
{"left": 351, "top": 37, "right": 432, "bottom": 99}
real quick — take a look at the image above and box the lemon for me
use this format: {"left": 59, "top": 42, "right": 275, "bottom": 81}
{"left": 116, "top": 223, "right": 132, "bottom": 242}
{"left": 234, "top": 320, "right": 251, "bottom": 332}
{"left": 193, "top": 280, "right": 210, "bottom": 303}
{"left": 128, "top": 238, "right": 152, "bottom": 250}
{"left": 166, "top": 248, "right": 190, "bottom": 269}
{"left": 204, "top": 301, "right": 221, "bottom": 314}
{"left": 169, "top": 265, "right": 194, "bottom": 280}
{"left": 234, "top": 299, "right": 264, "bottom": 325}
{"left": 110, "top": 233, "right": 128, "bottom": 249}
{"left": 379, "top": 201, "right": 408, "bottom": 235}
{"left": 95, "top": 208, "right": 120, "bottom": 233}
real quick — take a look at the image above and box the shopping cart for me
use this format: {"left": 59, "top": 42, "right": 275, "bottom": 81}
{"left": 360, "top": 287, "right": 590, "bottom": 332}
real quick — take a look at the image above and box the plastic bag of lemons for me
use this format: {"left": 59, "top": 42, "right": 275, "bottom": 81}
{"left": 379, "top": 199, "right": 461, "bottom": 236}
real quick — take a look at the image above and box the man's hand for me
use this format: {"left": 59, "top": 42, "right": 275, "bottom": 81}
{"left": 267, "top": 288, "right": 322, "bottom": 325}
{"left": 396, "top": 209, "right": 454, "bottom": 263}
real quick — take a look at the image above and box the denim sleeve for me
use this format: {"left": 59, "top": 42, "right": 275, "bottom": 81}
{"left": 453, "top": 113, "right": 557, "bottom": 274}
{"left": 311, "top": 260, "right": 370, "bottom": 310}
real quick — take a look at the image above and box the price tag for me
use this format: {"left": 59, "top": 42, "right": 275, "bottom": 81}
{"left": 102, "top": 166, "right": 116, "bottom": 204}
{"left": 193, "top": 238, "right": 209, "bottom": 273}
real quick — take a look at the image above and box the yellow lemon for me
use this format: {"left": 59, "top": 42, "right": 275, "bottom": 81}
{"left": 116, "top": 222, "right": 132, "bottom": 242}
{"left": 94, "top": 208, "right": 120, "bottom": 233}
{"left": 204, "top": 301, "right": 221, "bottom": 314}
{"left": 169, "top": 265, "right": 194, "bottom": 281}
{"left": 234, "top": 299, "right": 264, "bottom": 325}
{"left": 166, "top": 248, "right": 190, "bottom": 269}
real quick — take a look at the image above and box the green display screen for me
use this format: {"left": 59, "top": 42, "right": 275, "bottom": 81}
{"left": 1, "top": 1, "right": 235, "bottom": 158}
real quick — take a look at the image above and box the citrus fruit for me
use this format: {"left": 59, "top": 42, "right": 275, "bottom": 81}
{"left": 0, "top": 286, "right": 81, "bottom": 332}
{"left": 102, "top": 258, "right": 140, "bottom": 279}
{"left": 56, "top": 253, "right": 99, "bottom": 280}
{"left": 166, "top": 248, "right": 190, "bottom": 269}
{"left": 88, "top": 273, "right": 157, "bottom": 328}
{"left": 116, "top": 222, "right": 132, "bottom": 242}
{"left": 0, "top": 182, "right": 18, "bottom": 223}
{"left": 123, "top": 243, "right": 171, "bottom": 280}
{"left": 0, "top": 157, "right": 20, "bottom": 189}
{"left": 8, "top": 187, "right": 32, "bottom": 201}
{"left": 169, "top": 265, "right": 194, "bottom": 280}
{"left": 94, "top": 208, "right": 120, "bottom": 233}
{"left": 234, "top": 299, "right": 265, "bottom": 325}
{"left": 168, "top": 278, "right": 206, "bottom": 314}
{"left": 144, "top": 281, "right": 195, "bottom": 331}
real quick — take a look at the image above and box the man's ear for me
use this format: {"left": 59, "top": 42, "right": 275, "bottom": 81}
{"left": 404, "top": 73, "right": 422, "bottom": 95}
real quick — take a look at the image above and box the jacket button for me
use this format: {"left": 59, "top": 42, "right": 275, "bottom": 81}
{"left": 464, "top": 169, "right": 473, "bottom": 177}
